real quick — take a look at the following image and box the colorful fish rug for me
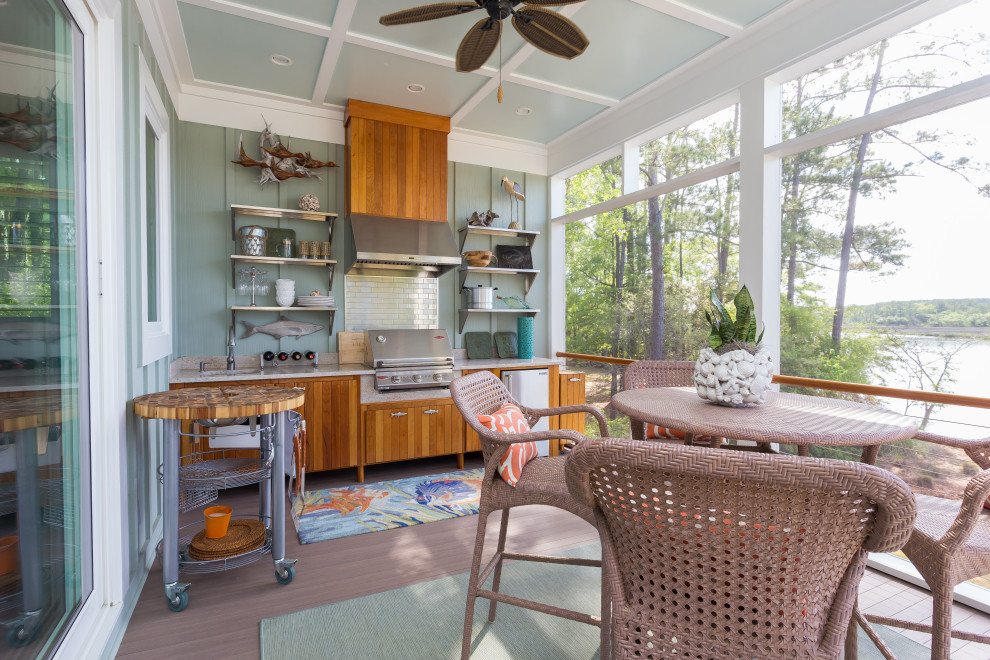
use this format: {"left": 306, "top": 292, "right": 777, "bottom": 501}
{"left": 290, "top": 468, "right": 484, "bottom": 545}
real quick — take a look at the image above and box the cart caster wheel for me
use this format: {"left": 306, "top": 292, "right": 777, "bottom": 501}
{"left": 166, "top": 591, "right": 189, "bottom": 612}
{"left": 275, "top": 565, "right": 295, "bottom": 585}
{"left": 6, "top": 625, "right": 39, "bottom": 648}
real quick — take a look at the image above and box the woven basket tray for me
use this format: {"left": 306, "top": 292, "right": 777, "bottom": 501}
{"left": 187, "top": 519, "right": 266, "bottom": 560}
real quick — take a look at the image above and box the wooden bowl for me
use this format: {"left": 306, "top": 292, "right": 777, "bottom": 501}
{"left": 462, "top": 251, "right": 497, "bottom": 267}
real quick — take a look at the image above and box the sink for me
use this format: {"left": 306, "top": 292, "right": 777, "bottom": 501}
{"left": 198, "top": 368, "right": 261, "bottom": 377}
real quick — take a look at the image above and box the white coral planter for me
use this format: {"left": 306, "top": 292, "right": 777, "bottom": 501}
{"left": 694, "top": 346, "right": 775, "bottom": 407}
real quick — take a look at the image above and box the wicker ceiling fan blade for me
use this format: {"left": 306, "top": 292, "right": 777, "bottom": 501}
{"left": 521, "top": 0, "right": 587, "bottom": 6}
{"left": 512, "top": 7, "right": 589, "bottom": 59}
{"left": 380, "top": 2, "right": 480, "bottom": 26}
{"left": 456, "top": 19, "right": 501, "bottom": 72}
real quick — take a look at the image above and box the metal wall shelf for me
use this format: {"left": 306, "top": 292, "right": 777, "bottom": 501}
{"left": 458, "top": 308, "right": 539, "bottom": 333}
{"left": 457, "top": 266, "right": 539, "bottom": 294}
{"left": 457, "top": 225, "right": 540, "bottom": 251}
{"left": 231, "top": 204, "right": 338, "bottom": 334}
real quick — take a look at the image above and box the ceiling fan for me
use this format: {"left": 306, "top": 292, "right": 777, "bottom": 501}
{"left": 379, "top": 0, "right": 590, "bottom": 74}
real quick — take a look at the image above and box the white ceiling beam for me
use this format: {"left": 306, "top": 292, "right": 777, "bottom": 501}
{"left": 506, "top": 73, "right": 618, "bottom": 107}
{"left": 451, "top": 3, "right": 586, "bottom": 125}
{"left": 177, "top": 0, "right": 332, "bottom": 36}
{"left": 628, "top": 0, "right": 743, "bottom": 37}
{"left": 312, "top": 0, "right": 357, "bottom": 104}
{"left": 344, "top": 31, "right": 612, "bottom": 107}
{"left": 344, "top": 31, "right": 497, "bottom": 77}
{"left": 145, "top": 0, "right": 196, "bottom": 88}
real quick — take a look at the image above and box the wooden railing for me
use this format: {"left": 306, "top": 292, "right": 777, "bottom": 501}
{"left": 556, "top": 351, "right": 990, "bottom": 410}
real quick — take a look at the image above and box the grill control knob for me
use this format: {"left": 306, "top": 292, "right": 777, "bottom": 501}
{"left": 412, "top": 374, "right": 423, "bottom": 383}
{"left": 433, "top": 373, "right": 444, "bottom": 381}
{"left": 390, "top": 375, "right": 401, "bottom": 384}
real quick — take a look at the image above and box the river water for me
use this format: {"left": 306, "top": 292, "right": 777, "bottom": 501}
{"left": 871, "top": 335, "right": 990, "bottom": 438}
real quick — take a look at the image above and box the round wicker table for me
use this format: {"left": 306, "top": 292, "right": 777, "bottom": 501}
{"left": 0, "top": 393, "right": 71, "bottom": 644}
{"left": 133, "top": 385, "right": 304, "bottom": 612}
{"left": 611, "top": 387, "right": 919, "bottom": 462}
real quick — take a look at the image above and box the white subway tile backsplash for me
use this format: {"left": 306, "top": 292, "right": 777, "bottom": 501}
{"left": 345, "top": 275, "right": 439, "bottom": 330}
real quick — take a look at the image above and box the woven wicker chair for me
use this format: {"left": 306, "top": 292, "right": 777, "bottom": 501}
{"left": 857, "top": 429, "right": 990, "bottom": 660}
{"left": 621, "top": 360, "right": 697, "bottom": 442}
{"left": 451, "top": 370, "right": 611, "bottom": 659}
{"left": 565, "top": 437, "right": 917, "bottom": 660}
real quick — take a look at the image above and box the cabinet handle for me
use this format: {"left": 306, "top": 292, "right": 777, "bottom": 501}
{"left": 424, "top": 409, "right": 439, "bottom": 415}
{"left": 391, "top": 412, "right": 408, "bottom": 418}
{"left": 569, "top": 377, "right": 582, "bottom": 382}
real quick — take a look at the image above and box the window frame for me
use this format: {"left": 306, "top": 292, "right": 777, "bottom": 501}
{"left": 138, "top": 54, "right": 171, "bottom": 365}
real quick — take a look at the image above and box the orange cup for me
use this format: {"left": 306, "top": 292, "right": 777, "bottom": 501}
{"left": 0, "top": 536, "right": 18, "bottom": 575}
{"left": 203, "top": 506, "right": 233, "bottom": 539}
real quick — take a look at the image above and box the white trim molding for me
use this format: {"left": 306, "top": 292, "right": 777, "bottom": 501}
{"left": 139, "top": 53, "right": 173, "bottom": 366}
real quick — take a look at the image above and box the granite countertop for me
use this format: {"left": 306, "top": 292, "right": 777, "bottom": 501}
{"left": 169, "top": 354, "right": 564, "bottom": 404}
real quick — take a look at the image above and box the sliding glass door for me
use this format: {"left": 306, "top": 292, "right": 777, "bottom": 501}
{"left": 0, "top": 0, "right": 91, "bottom": 656}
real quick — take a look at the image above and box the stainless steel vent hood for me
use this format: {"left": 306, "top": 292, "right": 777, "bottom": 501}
{"left": 347, "top": 214, "right": 461, "bottom": 277}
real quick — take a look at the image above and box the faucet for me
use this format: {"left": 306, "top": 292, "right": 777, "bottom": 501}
{"left": 226, "top": 326, "right": 236, "bottom": 371}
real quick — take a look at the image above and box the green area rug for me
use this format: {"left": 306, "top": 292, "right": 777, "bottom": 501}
{"left": 290, "top": 468, "right": 483, "bottom": 544}
{"left": 260, "top": 544, "right": 930, "bottom": 659}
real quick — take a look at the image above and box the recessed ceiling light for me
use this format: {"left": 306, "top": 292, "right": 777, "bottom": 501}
{"left": 270, "top": 54, "right": 293, "bottom": 67}
{"left": 515, "top": 107, "right": 533, "bottom": 116}
{"left": 406, "top": 83, "right": 426, "bottom": 93}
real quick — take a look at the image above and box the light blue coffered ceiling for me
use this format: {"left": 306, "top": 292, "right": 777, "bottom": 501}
{"left": 152, "top": 0, "right": 800, "bottom": 145}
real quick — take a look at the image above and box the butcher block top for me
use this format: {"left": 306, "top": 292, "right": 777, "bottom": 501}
{"left": 0, "top": 392, "right": 69, "bottom": 433}
{"left": 133, "top": 385, "right": 305, "bottom": 420}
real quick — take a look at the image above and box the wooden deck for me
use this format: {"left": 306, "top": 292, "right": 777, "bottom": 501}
{"left": 116, "top": 454, "right": 990, "bottom": 659}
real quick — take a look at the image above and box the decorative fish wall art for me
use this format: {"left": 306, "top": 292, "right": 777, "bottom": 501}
{"left": 240, "top": 316, "right": 323, "bottom": 340}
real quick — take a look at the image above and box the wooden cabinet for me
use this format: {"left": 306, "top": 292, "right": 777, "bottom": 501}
{"left": 558, "top": 371, "right": 587, "bottom": 434}
{"left": 364, "top": 399, "right": 464, "bottom": 465}
{"left": 273, "top": 376, "right": 359, "bottom": 472}
{"left": 170, "top": 375, "right": 360, "bottom": 475}
{"left": 344, "top": 100, "right": 450, "bottom": 222}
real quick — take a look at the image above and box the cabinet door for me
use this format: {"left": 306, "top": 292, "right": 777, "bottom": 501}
{"left": 558, "top": 371, "right": 587, "bottom": 434}
{"left": 414, "top": 402, "right": 464, "bottom": 459}
{"left": 277, "top": 377, "right": 359, "bottom": 472}
{"left": 364, "top": 404, "right": 416, "bottom": 465}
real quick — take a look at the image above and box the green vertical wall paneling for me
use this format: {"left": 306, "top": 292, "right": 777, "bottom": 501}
{"left": 175, "top": 123, "right": 227, "bottom": 357}
{"left": 113, "top": 0, "right": 177, "bottom": 640}
{"left": 522, "top": 172, "right": 548, "bottom": 348}
{"left": 173, "top": 130, "right": 550, "bottom": 357}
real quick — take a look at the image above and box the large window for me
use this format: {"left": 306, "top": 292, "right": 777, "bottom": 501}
{"left": 777, "top": 9, "right": 990, "bottom": 504}
{"left": 561, "top": 107, "right": 739, "bottom": 432}
{"left": 0, "top": 1, "right": 91, "bottom": 655}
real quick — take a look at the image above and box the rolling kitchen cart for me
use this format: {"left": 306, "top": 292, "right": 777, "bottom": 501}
{"left": 0, "top": 393, "right": 69, "bottom": 646}
{"left": 133, "top": 385, "right": 304, "bottom": 612}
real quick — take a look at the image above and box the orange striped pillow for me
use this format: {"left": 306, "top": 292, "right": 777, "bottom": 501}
{"left": 478, "top": 402, "right": 537, "bottom": 487}
{"left": 644, "top": 423, "right": 720, "bottom": 444}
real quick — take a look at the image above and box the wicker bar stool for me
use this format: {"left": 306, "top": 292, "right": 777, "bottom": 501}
{"left": 857, "top": 430, "right": 990, "bottom": 660}
{"left": 450, "top": 370, "right": 611, "bottom": 659}
{"left": 565, "top": 437, "right": 916, "bottom": 660}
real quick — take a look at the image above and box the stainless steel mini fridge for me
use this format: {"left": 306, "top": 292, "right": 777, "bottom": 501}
{"left": 501, "top": 368, "right": 550, "bottom": 456}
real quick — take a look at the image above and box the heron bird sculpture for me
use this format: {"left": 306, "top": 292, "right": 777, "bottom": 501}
{"left": 501, "top": 176, "right": 525, "bottom": 229}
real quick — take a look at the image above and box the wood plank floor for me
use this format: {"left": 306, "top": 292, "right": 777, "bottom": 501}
{"left": 117, "top": 455, "right": 600, "bottom": 659}
{"left": 117, "top": 454, "right": 990, "bottom": 659}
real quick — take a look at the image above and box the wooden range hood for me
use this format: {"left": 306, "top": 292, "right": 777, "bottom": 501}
{"left": 344, "top": 99, "right": 450, "bottom": 222}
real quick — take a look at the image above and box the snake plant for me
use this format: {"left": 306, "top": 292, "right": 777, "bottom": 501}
{"left": 704, "top": 285, "right": 765, "bottom": 350}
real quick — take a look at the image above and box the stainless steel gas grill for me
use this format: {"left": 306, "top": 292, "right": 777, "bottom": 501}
{"left": 366, "top": 329, "right": 455, "bottom": 391}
